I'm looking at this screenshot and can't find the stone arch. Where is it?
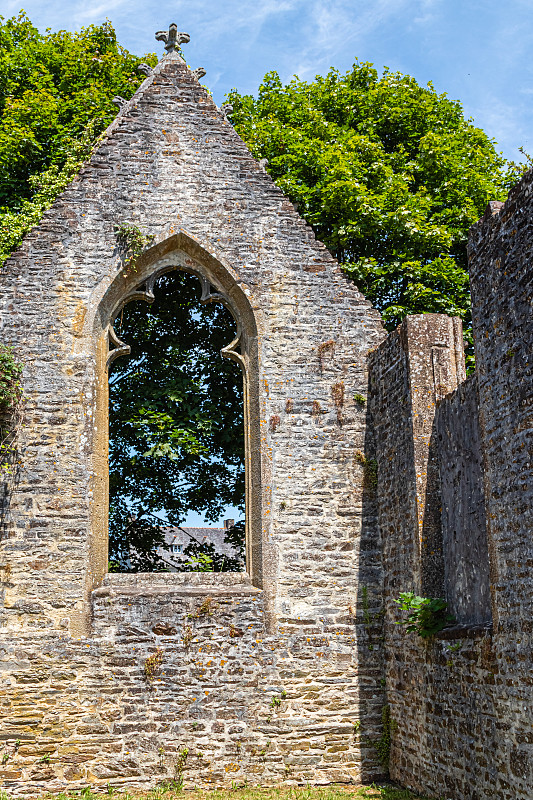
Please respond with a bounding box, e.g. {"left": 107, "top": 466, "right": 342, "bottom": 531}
{"left": 84, "top": 231, "right": 264, "bottom": 595}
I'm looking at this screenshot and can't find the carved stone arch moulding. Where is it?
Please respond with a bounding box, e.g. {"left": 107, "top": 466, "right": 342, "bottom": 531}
{"left": 86, "top": 232, "right": 264, "bottom": 598}
{"left": 105, "top": 268, "right": 245, "bottom": 372}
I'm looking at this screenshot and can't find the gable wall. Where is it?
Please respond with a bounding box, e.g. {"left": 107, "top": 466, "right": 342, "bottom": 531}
{"left": 0, "top": 51, "right": 387, "bottom": 791}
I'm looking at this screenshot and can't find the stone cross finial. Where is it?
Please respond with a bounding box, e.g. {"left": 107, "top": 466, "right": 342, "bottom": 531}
{"left": 155, "top": 23, "right": 190, "bottom": 53}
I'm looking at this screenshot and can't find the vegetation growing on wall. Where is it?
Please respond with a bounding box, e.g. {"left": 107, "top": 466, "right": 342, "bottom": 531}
{"left": 114, "top": 222, "right": 154, "bottom": 273}
{"left": 393, "top": 592, "right": 455, "bottom": 638}
{"left": 0, "top": 345, "right": 23, "bottom": 476}
{"left": 0, "top": 12, "right": 157, "bottom": 266}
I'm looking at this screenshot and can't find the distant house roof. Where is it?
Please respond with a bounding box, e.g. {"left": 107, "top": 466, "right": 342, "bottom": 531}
{"left": 156, "top": 521, "right": 239, "bottom": 568}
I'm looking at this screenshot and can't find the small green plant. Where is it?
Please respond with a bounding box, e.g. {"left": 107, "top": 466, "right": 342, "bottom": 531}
{"left": 1, "top": 753, "right": 9, "bottom": 765}
{"left": 354, "top": 450, "right": 378, "bottom": 494}
{"left": 0, "top": 346, "right": 23, "bottom": 412}
{"left": 257, "top": 741, "right": 271, "bottom": 761}
{"left": 196, "top": 596, "right": 215, "bottom": 616}
{"left": 38, "top": 753, "right": 51, "bottom": 764}
{"left": 229, "top": 624, "right": 243, "bottom": 638}
{"left": 184, "top": 553, "right": 214, "bottom": 572}
{"left": 114, "top": 222, "right": 154, "bottom": 273}
{"left": 143, "top": 648, "right": 164, "bottom": 681}
{"left": 446, "top": 640, "right": 463, "bottom": 666}
{"left": 0, "top": 346, "right": 23, "bottom": 477}
{"left": 393, "top": 592, "right": 455, "bottom": 638}
{"left": 353, "top": 720, "right": 362, "bottom": 733}
{"left": 173, "top": 746, "right": 189, "bottom": 788}
{"left": 182, "top": 625, "right": 193, "bottom": 647}
{"left": 270, "top": 695, "right": 281, "bottom": 708}
{"left": 354, "top": 393, "right": 366, "bottom": 407}
{"left": 370, "top": 705, "right": 396, "bottom": 770}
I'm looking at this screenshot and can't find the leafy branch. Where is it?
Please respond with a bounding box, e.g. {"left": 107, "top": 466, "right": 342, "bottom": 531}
{"left": 393, "top": 591, "right": 455, "bottom": 638}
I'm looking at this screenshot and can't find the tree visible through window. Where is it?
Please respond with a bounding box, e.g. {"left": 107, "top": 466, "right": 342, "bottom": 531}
{"left": 108, "top": 271, "right": 245, "bottom": 572}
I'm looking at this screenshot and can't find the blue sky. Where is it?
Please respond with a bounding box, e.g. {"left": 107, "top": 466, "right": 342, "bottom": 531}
{"left": 4, "top": 0, "right": 533, "bottom": 161}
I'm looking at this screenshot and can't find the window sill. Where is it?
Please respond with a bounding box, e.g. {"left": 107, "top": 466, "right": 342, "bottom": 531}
{"left": 93, "top": 571, "right": 260, "bottom": 599}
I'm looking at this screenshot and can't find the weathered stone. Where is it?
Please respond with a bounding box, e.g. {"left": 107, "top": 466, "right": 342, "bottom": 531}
{"left": 0, "top": 27, "right": 531, "bottom": 800}
{"left": 369, "top": 173, "right": 533, "bottom": 800}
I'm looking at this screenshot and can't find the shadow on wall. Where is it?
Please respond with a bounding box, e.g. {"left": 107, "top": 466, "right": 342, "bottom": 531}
{"left": 356, "top": 375, "right": 389, "bottom": 782}
{"left": 430, "top": 373, "right": 491, "bottom": 626}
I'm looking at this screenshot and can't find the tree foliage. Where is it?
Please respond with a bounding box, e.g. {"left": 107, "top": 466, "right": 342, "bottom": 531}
{"left": 0, "top": 12, "right": 156, "bottom": 265}
{"left": 227, "top": 65, "right": 522, "bottom": 339}
{"left": 109, "top": 271, "right": 244, "bottom": 571}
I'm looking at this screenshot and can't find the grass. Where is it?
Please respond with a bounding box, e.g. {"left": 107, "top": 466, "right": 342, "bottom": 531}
{"left": 14, "top": 783, "right": 434, "bottom": 800}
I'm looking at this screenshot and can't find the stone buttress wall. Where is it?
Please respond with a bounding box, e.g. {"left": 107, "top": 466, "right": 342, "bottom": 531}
{"left": 0, "top": 46, "right": 387, "bottom": 792}
{"left": 371, "top": 174, "right": 533, "bottom": 800}
{"left": 370, "top": 316, "right": 500, "bottom": 800}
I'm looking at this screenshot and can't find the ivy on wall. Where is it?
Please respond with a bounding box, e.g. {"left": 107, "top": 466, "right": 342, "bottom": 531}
{"left": 0, "top": 345, "right": 23, "bottom": 476}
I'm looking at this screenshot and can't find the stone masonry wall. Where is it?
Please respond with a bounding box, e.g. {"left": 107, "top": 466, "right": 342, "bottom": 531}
{"left": 435, "top": 375, "right": 490, "bottom": 625}
{"left": 0, "top": 573, "right": 385, "bottom": 793}
{"left": 370, "top": 318, "right": 501, "bottom": 800}
{"left": 370, "top": 177, "right": 533, "bottom": 800}
{"left": 0, "top": 42, "right": 387, "bottom": 792}
{"left": 467, "top": 183, "right": 533, "bottom": 792}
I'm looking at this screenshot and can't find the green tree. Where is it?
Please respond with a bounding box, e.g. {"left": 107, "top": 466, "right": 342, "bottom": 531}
{"left": 0, "top": 12, "right": 157, "bottom": 265}
{"left": 109, "top": 271, "right": 245, "bottom": 572}
{"left": 227, "top": 66, "right": 522, "bottom": 345}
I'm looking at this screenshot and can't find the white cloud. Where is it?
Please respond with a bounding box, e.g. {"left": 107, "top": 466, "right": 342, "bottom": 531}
{"left": 284, "top": 0, "right": 438, "bottom": 81}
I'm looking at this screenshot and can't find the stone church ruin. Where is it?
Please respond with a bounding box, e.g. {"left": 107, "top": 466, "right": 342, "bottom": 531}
{"left": 0, "top": 24, "right": 531, "bottom": 800}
